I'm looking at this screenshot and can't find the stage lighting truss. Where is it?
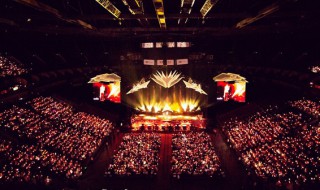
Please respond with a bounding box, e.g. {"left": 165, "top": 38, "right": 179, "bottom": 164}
{"left": 122, "top": 0, "right": 144, "bottom": 15}
{"left": 236, "top": 3, "right": 279, "bottom": 28}
{"left": 200, "top": 0, "right": 219, "bottom": 18}
{"left": 96, "top": 0, "right": 121, "bottom": 19}
{"left": 151, "top": 70, "right": 183, "bottom": 88}
{"left": 153, "top": 0, "right": 166, "bottom": 29}
{"left": 178, "top": 0, "right": 195, "bottom": 24}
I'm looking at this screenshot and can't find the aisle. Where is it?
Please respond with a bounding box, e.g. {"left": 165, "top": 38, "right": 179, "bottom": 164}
{"left": 156, "top": 134, "right": 172, "bottom": 190}
{"left": 211, "top": 130, "right": 251, "bottom": 189}
{"left": 78, "top": 132, "right": 123, "bottom": 190}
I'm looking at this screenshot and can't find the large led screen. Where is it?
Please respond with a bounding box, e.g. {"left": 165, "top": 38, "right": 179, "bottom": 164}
{"left": 93, "top": 82, "right": 121, "bottom": 103}
{"left": 217, "top": 81, "right": 246, "bottom": 102}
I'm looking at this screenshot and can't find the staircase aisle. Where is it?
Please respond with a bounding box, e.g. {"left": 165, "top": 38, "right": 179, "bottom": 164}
{"left": 156, "top": 133, "right": 172, "bottom": 190}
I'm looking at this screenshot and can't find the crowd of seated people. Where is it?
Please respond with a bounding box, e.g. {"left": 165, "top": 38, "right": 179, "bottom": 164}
{"left": 36, "top": 127, "right": 102, "bottom": 162}
{"left": 0, "top": 106, "right": 54, "bottom": 139}
{"left": 27, "top": 97, "right": 115, "bottom": 161}
{"left": 28, "top": 97, "right": 114, "bottom": 138}
{"left": 0, "top": 56, "right": 28, "bottom": 78}
{"left": 222, "top": 104, "right": 320, "bottom": 185}
{"left": 171, "top": 132, "right": 222, "bottom": 178}
{"left": 0, "top": 96, "right": 116, "bottom": 184}
{"left": 241, "top": 125, "right": 320, "bottom": 185}
{"left": 106, "top": 133, "right": 160, "bottom": 176}
{"left": 0, "top": 105, "right": 106, "bottom": 163}
{"left": 0, "top": 139, "right": 82, "bottom": 184}
{"left": 28, "top": 97, "right": 74, "bottom": 122}
{"left": 289, "top": 99, "right": 320, "bottom": 118}
{"left": 223, "top": 110, "right": 306, "bottom": 152}
{"left": 67, "top": 112, "right": 113, "bottom": 139}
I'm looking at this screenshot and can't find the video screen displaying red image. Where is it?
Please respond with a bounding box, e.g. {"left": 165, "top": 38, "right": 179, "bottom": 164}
{"left": 217, "top": 81, "right": 246, "bottom": 102}
{"left": 93, "top": 82, "right": 121, "bottom": 103}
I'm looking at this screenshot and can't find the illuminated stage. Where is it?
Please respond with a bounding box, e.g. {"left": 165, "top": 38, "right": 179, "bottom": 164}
{"left": 90, "top": 71, "right": 248, "bottom": 131}
{"left": 124, "top": 70, "right": 208, "bottom": 131}
{"left": 131, "top": 112, "right": 206, "bottom": 131}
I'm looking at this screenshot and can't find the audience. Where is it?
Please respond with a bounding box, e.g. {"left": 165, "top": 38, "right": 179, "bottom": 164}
{"left": 0, "top": 140, "right": 82, "bottom": 184}
{"left": 171, "top": 132, "right": 221, "bottom": 178}
{"left": 241, "top": 126, "right": 320, "bottom": 184}
{"left": 0, "top": 96, "right": 116, "bottom": 184}
{"left": 28, "top": 97, "right": 73, "bottom": 122}
{"left": 223, "top": 104, "right": 320, "bottom": 185}
{"left": 223, "top": 110, "right": 306, "bottom": 152}
{"left": 0, "top": 56, "right": 28, "bottom": 78}
{"left": 289, "top": 99, "right": 320, "bottom": 118}
{"left": 107, "top": 133, "right": 160, "bottom": 176}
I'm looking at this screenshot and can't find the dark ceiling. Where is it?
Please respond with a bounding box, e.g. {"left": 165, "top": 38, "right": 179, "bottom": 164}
{"left": 0, "top": 0, "right": 319, "bottom": 39}
{"left": 0, "top": 0, "right": 319, "bottom": 76}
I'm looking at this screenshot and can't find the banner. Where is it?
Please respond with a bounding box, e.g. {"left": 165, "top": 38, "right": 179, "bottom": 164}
{"left": 144, "top": 59, "right": 155, "bottom": 65}
{"left": 176, "top": 59, "right": 188, "bottom": 65}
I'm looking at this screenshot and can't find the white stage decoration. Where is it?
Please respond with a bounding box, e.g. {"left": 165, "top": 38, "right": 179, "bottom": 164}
{"left": 126, "top": 78, "right": 150, "bottom": 94}
{"left": 213, "top": 73, "right": 248, "bottom": 82}
{"left": 183, "top": 78, "right": 207, "bottom": 95}
{"left": 151, "top": 70, "right": 183, "bottom": 88}
{"left": 88, "top": 73, "right": 121, "bottom": 83}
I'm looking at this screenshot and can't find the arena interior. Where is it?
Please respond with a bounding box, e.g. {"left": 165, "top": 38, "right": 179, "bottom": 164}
{"left": 0, "top": 0, "right": 319, "bottom": 189}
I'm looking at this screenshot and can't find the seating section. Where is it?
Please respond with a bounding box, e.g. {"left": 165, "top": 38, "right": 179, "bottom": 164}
{"left": 106, "top": 133, "right": 160, "bottom": 176}
{"left": 171, "top": 132, "right": 222, "bottom": 178}
{"left": 0, "top": 56, "right": 28, "bottom": 78}
{"left": 289, "top": 99, "right": 320, "bottom": 118}
{"left": 241, "top": 125, "right": 320, "bottom": 184}
{"left": 0, "top": 96, "right": 115, "bottom": 184}
{"left": 0, "top": 140, "right": 82, "bottom": 183}
{"left": 222, "top": 103, "right": 320, "bottom": 185}
{"left": 223, "top": 110, "right": 306, "bottom": 152}
{"left": 28, "top": 97, "right": 73, "bottom": 122}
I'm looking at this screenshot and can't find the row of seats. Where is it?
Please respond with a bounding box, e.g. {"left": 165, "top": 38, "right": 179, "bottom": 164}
{"left": 171, "top": 132, "right": 222, "bottom": 178}
{"left": 0, "top": 56, "right": 28, "bottom": 78}
{"left": 106, "top": 133, "right": 160, "bottom": 176}
{"left": 289, "top": 99, "right": 320, "bottom": 119}
{"left": 222, "top": 102, "right": 319, "bottom": 185}
{"left": 0, "top": 96, "right": 115, "bottom": 184}
{"left": 241, "top": 126, "right": 320, "bottom": 185}
{"left": 223, "top": 110, "right": 306, "bottom": 152}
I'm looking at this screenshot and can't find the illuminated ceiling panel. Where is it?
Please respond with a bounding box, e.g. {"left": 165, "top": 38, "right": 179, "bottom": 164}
{"left": 96, "top": 0, "right": 121, "bottom": 19}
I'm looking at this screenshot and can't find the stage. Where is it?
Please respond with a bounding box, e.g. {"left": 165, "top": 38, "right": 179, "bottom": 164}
{"left": 131, "top": 111, "right": 206, "bottom": 131}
